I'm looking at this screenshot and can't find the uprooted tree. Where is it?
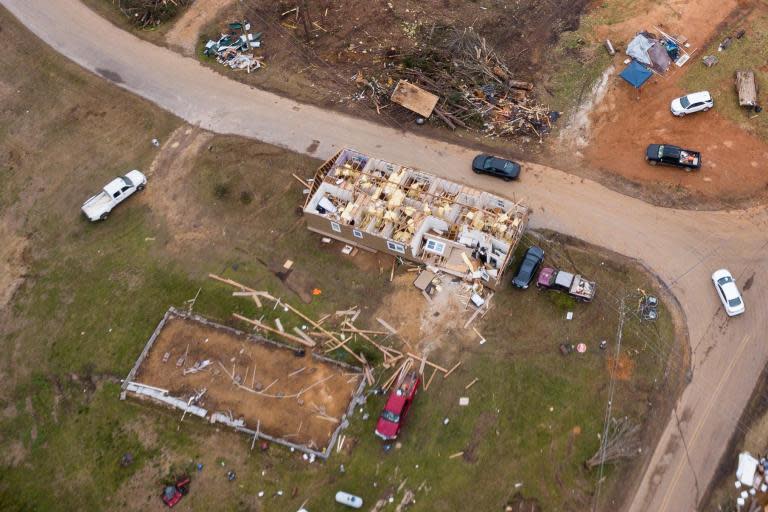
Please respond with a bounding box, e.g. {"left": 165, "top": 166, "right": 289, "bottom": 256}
{"left": 587, "top": 416, "right": 642, "bottom": 469}
{"left": 114, "top": 0, "right": 191, "bottom": 28}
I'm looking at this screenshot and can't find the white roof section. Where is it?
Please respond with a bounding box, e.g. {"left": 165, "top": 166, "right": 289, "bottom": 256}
{"left": 737, "top": 452, "right": 758, "bottom": 486}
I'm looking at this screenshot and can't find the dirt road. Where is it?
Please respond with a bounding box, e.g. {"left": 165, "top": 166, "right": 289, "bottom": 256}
{"left": 3, "top": 1, "right": 768, "bottom": 510}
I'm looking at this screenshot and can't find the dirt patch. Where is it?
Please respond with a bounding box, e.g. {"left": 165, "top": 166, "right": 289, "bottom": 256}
{"left": 2, "top": 439, "right": 27, "bottom": 467}
{"left": 575, "top": 0, "right": 768, "bottom": 207}
{"left": 166, "top": 0, "right": 237, "bottom": 55}
{"left": 0, "top": 222, "right": 28, "bottom": 310}
{"left": 131, "top": 312, "right": 363, "bottom": 450}
{"left": 372, "top": 273, "right": 477, "bottom": 364}
{"left": 144, "top": 125, "right": 216, "bottom": 251}
{"left": 607, "top": 353, "right": 635, "bottom": 381}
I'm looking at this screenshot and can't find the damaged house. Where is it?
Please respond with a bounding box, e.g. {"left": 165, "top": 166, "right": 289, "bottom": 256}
{"left": 303, "top": 149, "right": 529, "bottom": 290}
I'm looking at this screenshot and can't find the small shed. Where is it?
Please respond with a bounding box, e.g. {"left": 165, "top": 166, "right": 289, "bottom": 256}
{"left": 736, "top": 70, "right": 758, "bottom": 108}
{"left": 391, "top": 80, "right": 439, "bottom": 118}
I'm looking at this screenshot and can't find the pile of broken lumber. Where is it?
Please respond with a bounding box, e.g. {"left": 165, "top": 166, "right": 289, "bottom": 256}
{"left": 208, "top": 273, "right": 460, "bottom": 393}
{"left": 355, "top": 24, "right": 556, "bottom": 139}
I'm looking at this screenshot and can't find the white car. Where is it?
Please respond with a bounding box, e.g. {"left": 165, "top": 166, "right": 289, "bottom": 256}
{"left": 81, "top": 170, "right": 147, "bottom": 221}
{"left": 711, "top": 269, "right": 745, "bottom": 316}
{"left": 671, "top": 91, "right": 714, "bottom": 117}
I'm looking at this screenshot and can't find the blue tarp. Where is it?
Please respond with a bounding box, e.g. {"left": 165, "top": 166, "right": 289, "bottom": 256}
{"left": 619, "top": 60, "right": 653, "bottom": 89}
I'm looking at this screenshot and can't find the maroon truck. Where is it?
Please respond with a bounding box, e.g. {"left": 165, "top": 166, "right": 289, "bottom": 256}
{"left": 536, "top": 267, "right": 596, "bottom": 302}
{"left": 162, "top": 476, "right": 190, "bottom": 508}
{"left": 375, "top": 370, "right": 420, "bottom": 441}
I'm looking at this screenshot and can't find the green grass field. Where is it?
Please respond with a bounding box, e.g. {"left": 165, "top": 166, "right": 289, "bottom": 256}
{"left": 682, "top": 13, "right": 768, "bottom": 141}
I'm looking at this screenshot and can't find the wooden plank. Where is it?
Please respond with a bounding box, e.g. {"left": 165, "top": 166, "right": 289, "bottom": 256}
{"left": 377, "top": 318, "right": 398, "bottom": 335}
{"left": 390, "top": 80, "right": 439, "bottom": 118}
{"left": 463, "top": 307, "right": 483, "bottom": 329}
{"left": 423, "top": 368, "right": 438, "bottom": 390}
{"left": 291, "top": 173, "right": 310, "bottom": 188}
{"left": 460, "top": 252, "right": 475, "bottom": 273}
{"left": 465, "top": 377, "right": 479, "bottom": 390}
{"left": 211, "top": 274, "right": 344, "bottom": 346}
{"left": 449, "top": 451, "right": 465, "bottom": 459}
{"left": 343, "top": 322, "right": 402, "bottom": 360}
{"left": 325, "top": 335, "right": 366, "bottom": 364}
{"left": 232, "top": 313, "right": 315, "bottom": 347}
{"left": 340, "top": 327, "right": 389, "bottom": 335}
{"left": 407, "top": 352, "right": 448, "bottom": 373}
{"left": 288, "top": 366, "right": 306, "bottom": 377}
{"left": 443, "top": 361, "right": 462, "bottom": 379}
{"left": 292, "top": 327, "right": 316, "bottom": 346}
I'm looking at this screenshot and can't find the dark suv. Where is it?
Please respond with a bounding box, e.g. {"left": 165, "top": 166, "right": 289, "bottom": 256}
{"left": 512, "top": 246, "right": 545, "bottom": 289}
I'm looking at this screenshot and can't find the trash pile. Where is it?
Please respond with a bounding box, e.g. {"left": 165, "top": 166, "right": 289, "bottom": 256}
{"left": 731, "top": 451, "right": 768, "bottom": 509}
{"left": 204, "top": 20, "right": 264, "bottom": 73}
{"left": 354, "top": 25, "right": 557, "bottom": 140}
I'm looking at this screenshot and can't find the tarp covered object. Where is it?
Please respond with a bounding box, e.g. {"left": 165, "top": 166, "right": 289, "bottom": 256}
{"left": 648, "top": 44, "right": 673, "bottom": 73}
{"left": 736, "top": 452, "right": 759, "bottom": 487}
{"left": 620, "top": 61, "right": 653, "bottom": 89}
{"left": 626, "top": 34, "right": 654, "bottom": 66}
{"left": 627, "top": 33, "right": 673, "bottom": 73}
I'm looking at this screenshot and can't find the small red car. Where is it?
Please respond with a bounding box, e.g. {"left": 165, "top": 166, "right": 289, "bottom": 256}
{"left": 375, "top": 370, "right": 421, "bottom": 441}
{"left": 162, "top": 475, "right": 190, "bottom": 508}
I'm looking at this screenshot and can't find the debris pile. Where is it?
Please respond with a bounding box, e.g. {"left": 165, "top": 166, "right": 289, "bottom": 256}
{"left": 355, "top": 25, "right": 557, "bottom": 140}
{"left": 303, "top": 149, "right": 529, "bottom": 292}
{"left": 729, "top": 451, "right": 768, "bottom": 509}
{"left": 204, "top": 20, "right": 264, "bottom": 73}
{"left": 117, "top": 0, "right": 191, "bottom": 28}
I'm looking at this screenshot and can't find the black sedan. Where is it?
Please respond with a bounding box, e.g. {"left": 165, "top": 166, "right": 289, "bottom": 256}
{"left": 471, "top": 154, "right": 521, "bottom": 181}
{"left": 512, "top": 246, "right": 545, "bottom": 289}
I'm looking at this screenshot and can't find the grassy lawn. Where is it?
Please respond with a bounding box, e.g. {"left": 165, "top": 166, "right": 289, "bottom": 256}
{"left": 0, "top": 6, "right": 682, "bottom": 512}
{"left": 681, "top": 12, "right": 768, "bottom": 141}
{"left": 544, "top": 0, "right": 657, "bottom": 113}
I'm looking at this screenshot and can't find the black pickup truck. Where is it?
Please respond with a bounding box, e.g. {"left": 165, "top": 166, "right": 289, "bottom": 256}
{"left": 646, "top": 144, "right": 701, "bottom": 171}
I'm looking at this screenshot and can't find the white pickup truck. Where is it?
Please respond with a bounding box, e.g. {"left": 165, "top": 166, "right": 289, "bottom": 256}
{"left": 81, "top": 170, "right": 147, "bottom": 221}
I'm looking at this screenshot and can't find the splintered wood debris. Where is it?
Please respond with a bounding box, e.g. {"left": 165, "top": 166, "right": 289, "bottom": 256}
{"left": 208, "top": 274, "right": 461, "bottom": 396}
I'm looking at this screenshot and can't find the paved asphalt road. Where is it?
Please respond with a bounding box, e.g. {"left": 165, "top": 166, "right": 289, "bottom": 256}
{"left": 4, "top": 1, "right": 768, "bottom": 510}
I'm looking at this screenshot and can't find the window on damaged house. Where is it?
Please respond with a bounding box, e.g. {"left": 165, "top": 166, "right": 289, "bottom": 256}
{"left": 331, "top": 221, "right": 341, "bottom": 233}
{"left": 387, "top": 241, "right": 405, "bottom": 254}
{"left": 353, "top": 229, "right": 363, "bottom": 239}
{"left": 424, "top": 239, "right": 446, "bottom": 255}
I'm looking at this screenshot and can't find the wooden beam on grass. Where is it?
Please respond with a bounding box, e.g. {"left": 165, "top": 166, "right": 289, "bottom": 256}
{"left": 233, "top": 313, "right": 315, "bottom": 347}
{"left": 407, "top": 352, "right": 448, "bottom": 373}
{"left": 443, "top": 361, "right": 462, "bottom": 379}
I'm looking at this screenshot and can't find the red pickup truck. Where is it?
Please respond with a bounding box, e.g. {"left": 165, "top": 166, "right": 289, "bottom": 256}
{"left": 375, "top": 370, "right": 420, "bottom": 441}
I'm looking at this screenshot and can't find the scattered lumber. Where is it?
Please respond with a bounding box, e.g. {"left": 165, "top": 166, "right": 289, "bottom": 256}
{"left": 354, "top": 24, "right": 556, "bottom": 140}
{"left": 443, "top": 361, "right": 462, "bottom": 379}
{"left": 465, "top": 377, "right": 479, "bottom": 390}
{"left": 407, "top": 352, "right": 448, "bottom": 373}
{"left": 233, "top": 313, "right": 315, "bottom": 347}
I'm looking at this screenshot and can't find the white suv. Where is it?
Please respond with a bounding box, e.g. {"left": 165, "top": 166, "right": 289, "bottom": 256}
{"left": 671, "top": 91, "right": 714, "bottom": 117}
